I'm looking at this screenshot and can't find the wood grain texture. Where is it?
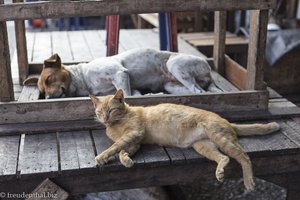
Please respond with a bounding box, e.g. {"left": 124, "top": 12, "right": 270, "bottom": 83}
{"left": 19, "top": 133, "right": 58, "bottom": 177}
{"left": 14, "top": 8, "right": 29, "bottom": 84}
{"left": 225, "top": 55, "right": 247, "bottom": 90}
{"left": 51, "top": 31, "right": 73, "bottom": 61}
{"left": 0, "top": 0, "right": 276, "bottom": 21}
{"left": 246, "top": 10, "right": 269, "bottom": 90}
{"left": 0, "top": 120, "right": 102, "bottom": 136}
{"left": 0, "top": 135, "right": 20, "bottom": 177}
{"left": 0, "top": 3, "right": 14, "bottom": 101}
{"left": 31, "top": 32, "right": 52, "bottom": 63}
{"left": 213, "top": 11, "right": 227, "bottom": 76}
{"left": 28, "top": 178, "right": 69, "bottom": 200}
{"left": 210, "top": 71, "right": 239, "bottom": 92}
{"left": 0, "top": 91, "right": 269, "bottom": 124}
{"left": 18, "top": 86, "right": 40, "bottom": 102}
{"left": 59, "top": 131, "right": 97, "bottom": 174}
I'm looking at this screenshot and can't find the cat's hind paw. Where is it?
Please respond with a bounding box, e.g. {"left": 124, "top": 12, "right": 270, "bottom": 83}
{"left": 216, "top": 168, "right": 225, "bottom": 182}
{"left": 244, "top": 176, "right": 255, "bottom": 191}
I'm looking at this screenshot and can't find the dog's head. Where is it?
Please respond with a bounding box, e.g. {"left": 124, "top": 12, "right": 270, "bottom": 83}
{"left": 23, "top": 54, "right": 71, "bottom": 99}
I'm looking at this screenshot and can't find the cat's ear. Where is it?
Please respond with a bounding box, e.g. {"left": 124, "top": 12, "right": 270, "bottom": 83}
{"left": 89, "top": 95, "right": 101, "bottom": 108}
{"left": 113, "top": 89, "right": 124, "bottom": 104}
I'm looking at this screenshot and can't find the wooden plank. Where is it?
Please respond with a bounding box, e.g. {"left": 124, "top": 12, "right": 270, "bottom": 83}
{"left": 31, "top": 32, "right": 52, "bottom": 63}
{"left": 82, "top": 30, "right": 106, "bottom": 59}
{"left": 0, "top": 135, "right": 20, "bottom": 177}
{"left": 0, "top": 2, "right": 14, "bottom": 101}
{"left": 59, "top": 131, "right": 97, "bottom": 174}
{"left": 0, "top": 90, "right": 269, "bottom": 124}
{"left": 19, "top": 133, "right": 58, "bottom": 177}
{"left": 28, "top": 178, "right": 69, "bottom": 200}
{"left": 67, "top": 31, "right": 93, "bottom": 62}
{"left": 0, "top": 0, "right": 277, "bottom": 21}
{"left": 14, "top": 0, "right": 29, "bottom": 84}
{"left": 92, "top": 129, "right": 124, "bottom": 170}
{"left": 225, "top": 55, "right": 247, "bottom": 90}
{"left": 119, "top": 29, "right": 145, "bottom": 50}
{"left": 164, "top": 147, "right": 186, "bottom": 165}
{"left": 18, "top": 86, "right": 40, "bottom": 102}
{"left": 281, "top": 120, "right": 300, "bottom": 147}
{"left": 26, "top": 31, "right": 35, "bottom": 63}
{"left": 140, "top": 144, "right": 170, "bottom": 167}
{"left": 238, "top": 121, "right": 299, "bottom": 156}
{"left": 213, "top": 11, "right": 227, "bottom": 76}
{"left": 267, "top": 86, "right": 282, "bottom": 99}
{"left": 51, "top": 31, "right": 73, "bottom": 62}
{"left": 0, "top": 120, "right": 102, "bottom": 136}
{"left": 181, "top": 148, "right": 205, "bottom": 164}
{"left": 246, "top": 10, "right": 269, "bottom": 90}
{"left": 210, "top": 71, "right": 239, "bottom": 92}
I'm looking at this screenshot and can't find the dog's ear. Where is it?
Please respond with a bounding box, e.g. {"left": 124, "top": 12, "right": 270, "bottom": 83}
{"left": 89, "top": 95, "right": 101, "bottom": 108}
{"left": 113, "top": 89, "right": 124, "bottom": 104}
{"left": 44, "top": 53, "right": 62, "bottom": 68}
{"left": 23, "top": 77, "right": 39, "bottom": 86}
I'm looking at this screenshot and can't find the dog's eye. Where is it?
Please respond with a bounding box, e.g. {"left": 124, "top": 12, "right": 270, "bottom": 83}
{"left": 61, "top": 87, "right": 66, "bottom": 93}
{"left": 45, "top": 75, "right": 53, "bottom": 85}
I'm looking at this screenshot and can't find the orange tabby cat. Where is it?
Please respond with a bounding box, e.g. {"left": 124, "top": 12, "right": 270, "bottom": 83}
{"left": 90, "top": 90, "right": 280, "bottom": 190}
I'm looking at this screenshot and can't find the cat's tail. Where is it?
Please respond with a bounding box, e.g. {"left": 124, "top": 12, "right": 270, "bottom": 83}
{"left": 231, "top": 122, "right": 280, "bottom": 136}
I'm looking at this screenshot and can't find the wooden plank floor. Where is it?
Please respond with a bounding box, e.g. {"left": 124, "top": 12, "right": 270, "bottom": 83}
{"left": 0, "top": 118, "right": 300, "bottom": 195}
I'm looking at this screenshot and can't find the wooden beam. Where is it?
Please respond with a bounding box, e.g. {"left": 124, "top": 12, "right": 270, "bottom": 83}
{"left": 213, "top": 11, "right": 227, "bottom": 76}
{"left": 0, "top": 0, "right": 276, "bottom": 21}
{"left": 14, "top": 0, "right": 29, "bottom": 85}
{"left": 225, "top": 55, "right": 247, "bottom": 90}
{"left": 106, "top": 15, "right": 120, "bottom": 56}
{"left": 246, "top": 10, "right": 269, "bottom": 90}
{"left": 0, "top": 91, "right": 268, "bottom": 125}
{"left": 0, "top": 0, "right": 14, "bottom": 102}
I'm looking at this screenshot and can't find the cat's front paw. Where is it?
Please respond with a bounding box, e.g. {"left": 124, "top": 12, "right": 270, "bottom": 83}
{"left": 95, "top": 154, "right": 109, "bottom": 166}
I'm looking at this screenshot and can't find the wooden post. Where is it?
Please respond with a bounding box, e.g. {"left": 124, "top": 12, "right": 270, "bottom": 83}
{"left": 246, "top": 10, "right": 268, "bottom": 90}
{"left": 106, "top": 15, "right": 120, "bottom": 56}
{"left": 213, "top": 11, "right": 227, "bottom": 76}
{"left": 14, "top": 0, "right": 29, "bottom": 85}
{"left": 0, "top": 0, "right": 14, "bottom": 102}
{"left": 167, "top": 12, "right": 178, "bottom": 52}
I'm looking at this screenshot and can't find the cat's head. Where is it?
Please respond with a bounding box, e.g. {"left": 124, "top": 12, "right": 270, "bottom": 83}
{"left": 90, "top": 89, "right": 126, "bottom": 125}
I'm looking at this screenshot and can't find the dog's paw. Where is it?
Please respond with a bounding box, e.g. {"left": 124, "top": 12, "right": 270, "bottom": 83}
{"left": 95, "top": 154, "right": 109, "bottom": 166}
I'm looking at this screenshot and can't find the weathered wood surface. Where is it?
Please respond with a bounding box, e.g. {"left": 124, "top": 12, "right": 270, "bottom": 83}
{"left": 59, "top": 131, "right": 97, "bottom": 174}
{"left": 28, "top": 178, "right": 69, "bottom": 200}
{"left": 18, "top": 86, "right": 40, "bottom": 102}
{"left": 213, "top": 11, "right": 227, "bottom": 76}
{"left": 19, "top": 133, "right": 58, "bottom": 177}
{"left": 0, "top": 120, "right": 101, "bottom": 136}
{"left": 0, "top": 0, "right": 14, "bottom": 102}
{"left": 246, "top": 10, "right": 269, "bottom": 90}
{"left": 224, "top": 55, "right": 247, "bottom": 90}
{"left": 0, "top": 135, "right": 20, "bottom": 177}
{"left": 14, "top": 0, "right": 29, "bottom": 85}
{"left": 0, "top": 0, "right": 276, "bottom": 21}
{"left": 0, "top": 119, "right": 299, "bottom": 196}
{"left": 0, "top": 90, "right": 269, "bottom": 125}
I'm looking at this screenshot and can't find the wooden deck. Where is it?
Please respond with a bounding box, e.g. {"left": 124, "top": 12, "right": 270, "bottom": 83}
{"left": 0, "top": 118, "right": 300, "bottom": 195}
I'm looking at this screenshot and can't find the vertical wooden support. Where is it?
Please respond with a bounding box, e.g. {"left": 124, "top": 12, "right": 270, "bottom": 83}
{"left": 167, "top": 12, "right": 178, "bottom": 52}
{"left": 213, "top": 11, "right": 227, "bottom": 76}
{"left": 106, "top": 15, "right": 120, "bottom": 56}
{"left": 246, "top": 10, "right": 268, "bottom": 90}
{"left": 0, "top": 0, "right": 14, "bottom": 102}
{"left": 14, "top": 0, "right": 28, "bottom": 85}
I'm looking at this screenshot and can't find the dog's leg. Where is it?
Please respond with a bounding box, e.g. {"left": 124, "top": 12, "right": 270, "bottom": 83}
{"left": 166, "top": 56, "right": 206, "bottom": 93}
{"left": 112, "top": 71, "right": 132, "bottom": 96}
{"left": 164, "top": 82, "right": 191, "bottom": 94}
